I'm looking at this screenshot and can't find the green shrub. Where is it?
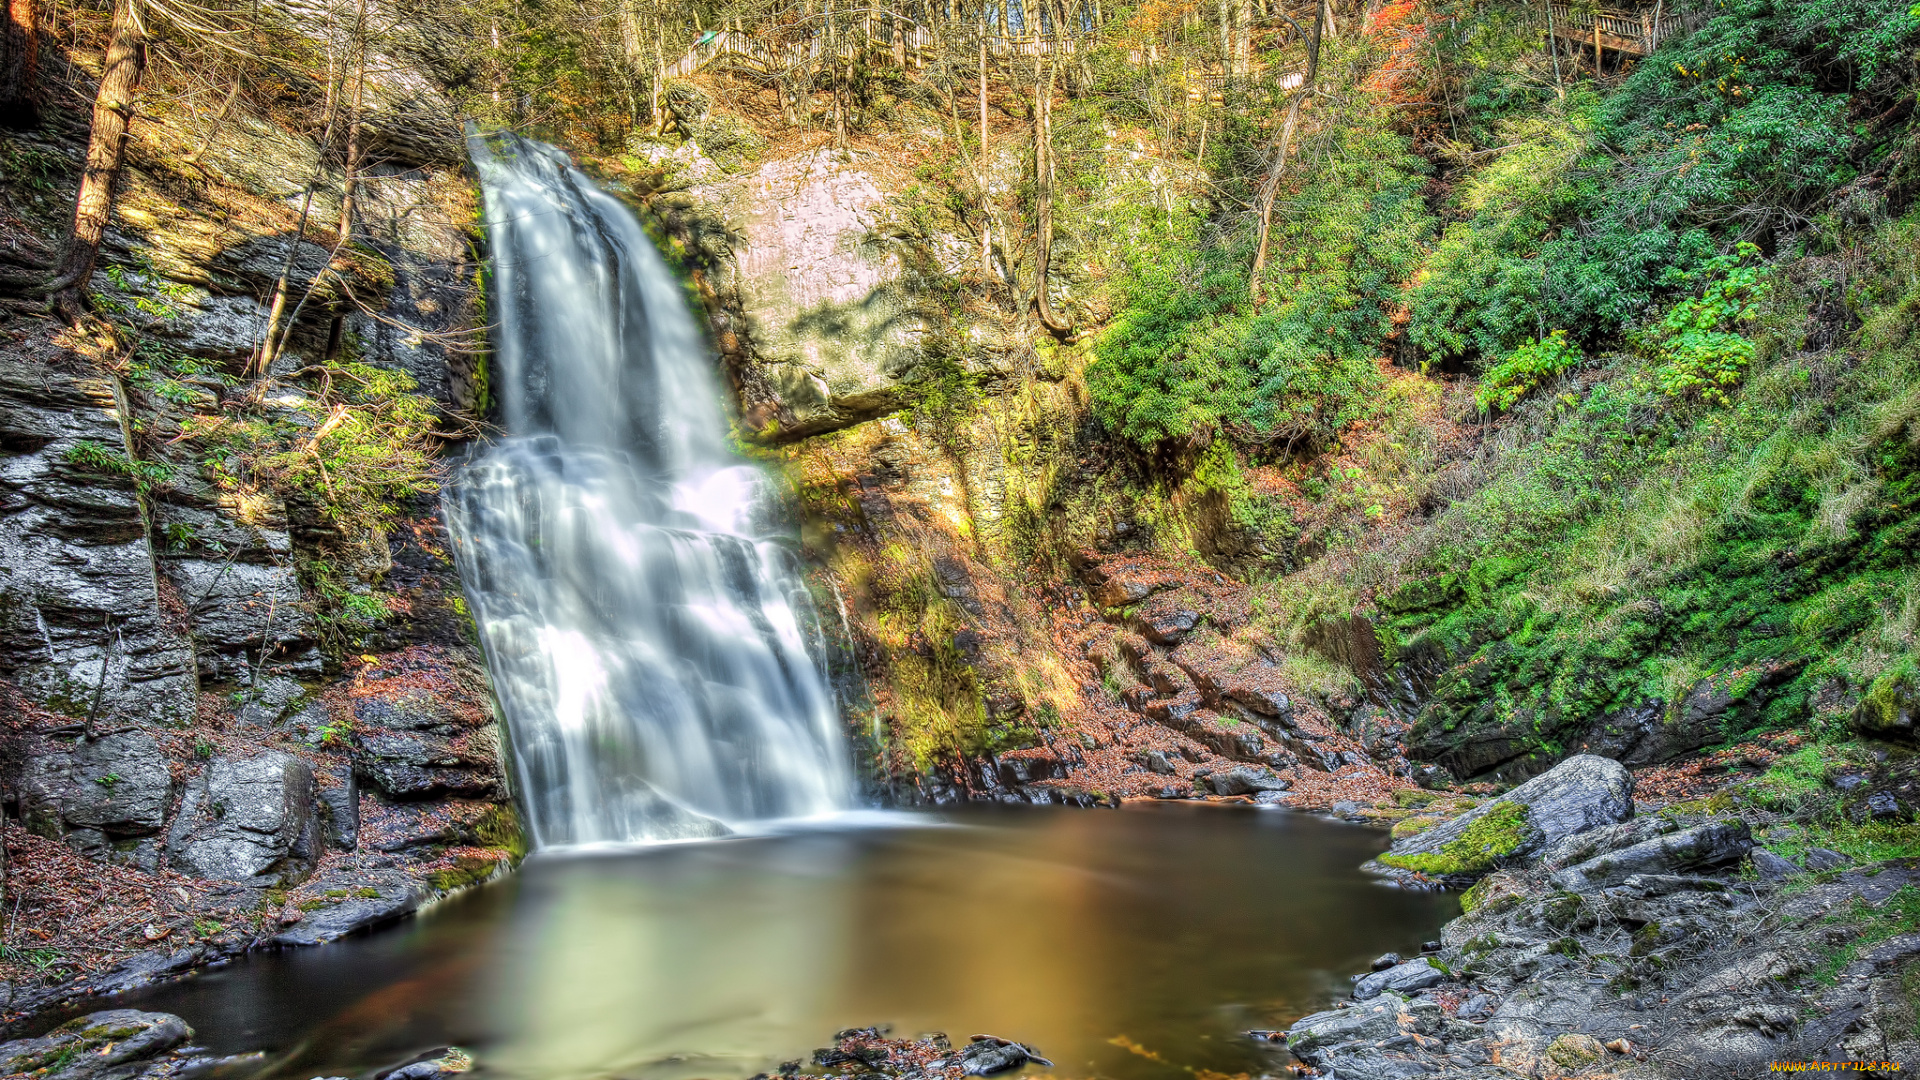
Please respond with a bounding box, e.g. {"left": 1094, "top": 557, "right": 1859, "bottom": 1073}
{"left": 1088, "top": 65, "right": 1429, "bottom": 451}
{"left": 1640, "top": 244, "right": 1770, "bottom": 406}
{"left": 1476, "top": 330, "right": 1583, "bottom": 412}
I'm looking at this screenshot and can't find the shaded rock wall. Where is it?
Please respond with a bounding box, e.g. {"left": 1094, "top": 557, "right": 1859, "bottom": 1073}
{"left": 0, "top": 15, "right": 515, "bottom": 930}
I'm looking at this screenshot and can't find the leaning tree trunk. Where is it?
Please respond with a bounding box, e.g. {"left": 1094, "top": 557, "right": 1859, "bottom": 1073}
{"left": 1032, "top": 53, "right": 1070, "bottom": 335}
{"left": 47, "top": 0, "right": 145, "bottom": 322}
{"left": 1250, "top": 3, "right": 1321, "bottom": 306}
{"left": 0, "top": 0, "right": 39, "bottom": 127}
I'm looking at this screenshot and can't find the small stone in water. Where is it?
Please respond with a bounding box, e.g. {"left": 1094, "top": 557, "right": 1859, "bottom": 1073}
{"left": 1369, "top": 953, "right": 1400, "bottom": 971}
{"left": 956, "top": 1036, "right": 1052, "bottom": 1075}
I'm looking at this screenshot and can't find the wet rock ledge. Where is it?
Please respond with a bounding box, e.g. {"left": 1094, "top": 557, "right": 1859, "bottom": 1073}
{"left": 1274, "top": 755, "right": 1920, "bottom": 1078}
{"left": 0, "top": 1007, "right": 477, "bottom": 1079}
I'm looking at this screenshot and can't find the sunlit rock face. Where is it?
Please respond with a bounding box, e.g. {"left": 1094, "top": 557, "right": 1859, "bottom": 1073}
{"left": 690, "top": 151, "right": 931, "bottom": 438}
{"left": 448, "top": 132, "right": 852, "bottom": 847}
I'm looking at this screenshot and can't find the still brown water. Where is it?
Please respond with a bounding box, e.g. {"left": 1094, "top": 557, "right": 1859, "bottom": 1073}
{"left": 121, "top": 803, "right": 1457, "bottom": 1079}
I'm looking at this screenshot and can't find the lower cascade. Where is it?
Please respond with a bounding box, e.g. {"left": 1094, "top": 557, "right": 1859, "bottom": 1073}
{"left": 444, "top": 131, "right": 852, "bottom": 846}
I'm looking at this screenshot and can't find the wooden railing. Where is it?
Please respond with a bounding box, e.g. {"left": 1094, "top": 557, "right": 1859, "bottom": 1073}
{"left": 1547, "top": 3, "right": 1670, "bottom": 57}
{"left": 663, "top": 23, "right": 1086, "bottom": 82}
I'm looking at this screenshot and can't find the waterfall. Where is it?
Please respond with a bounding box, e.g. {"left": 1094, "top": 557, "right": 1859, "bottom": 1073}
{"left": 445, "top": 131, "right": 852, "bottom": 847}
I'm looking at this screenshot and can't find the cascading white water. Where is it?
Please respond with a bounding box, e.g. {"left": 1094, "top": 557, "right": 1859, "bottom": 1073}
{"left": 445, "top": 131, "right": 852, "bottom": 847}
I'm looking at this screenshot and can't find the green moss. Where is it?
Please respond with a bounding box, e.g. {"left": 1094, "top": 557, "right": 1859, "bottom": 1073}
{"left": 1377, "top": 800, "right": 1531, "bottom": 877}
{"left": 428, "top": 855, "right": 502, "bottom": 894}
{"left": 1458, "top": 878, "right": 1496, "bottom": 914}
{"left": 475, "top": 804, "right": 528, "bottom": 862}
{"left": 1809, "top": 886, "right": 1920, "bottom": 986}
{"left": 1857, "top": 659, "right": 1919, "bottom": 738}
{"left": 1390, "top": 815, "right": 1441, "bottom": 840}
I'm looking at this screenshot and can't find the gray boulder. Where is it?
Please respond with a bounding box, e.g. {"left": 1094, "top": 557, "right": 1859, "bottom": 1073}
{"left": 167, "top": 752, "right": 320, "bottom": 885}
{"left": 273, "top": 871, "right": 426, "bottom": 946}
{"left": 1207, "top": 765, "right": 1290, "bottom": 796}
{"left": 1535, "top": 814, "right": 1680, "bottom": 871}
{"left": 1353, "top": 956, "right": 1449, "bottom": 1000}
{"left": 18, "top": 729, "right": 174, "bottom": 866}
{"left": 0, "top": 1009, "right": 190, "bottom": 1078}
{"left": 1550, "top": 820, "right": 1753, "bottom": 891}
{"left": 1135, "top": 750, "right": 1177, "bottom": 775}
{"left": 1287, "top": 992, "right": 1450, "bottom": 1077}
{"left": 352, "top": 689, "right": 505, "bottom": 801}
{"left": 1372, "top": 754, "right": 1634, "bottom": 882}
{"left": 1804, "top": 847, "right": 1853, "bottom": 872}
{"left": 1751, "top": 849, "right": 1801, "bottom": 881}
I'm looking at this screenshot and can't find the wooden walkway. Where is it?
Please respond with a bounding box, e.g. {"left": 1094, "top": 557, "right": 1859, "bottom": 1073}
{"left": 663, "top": 24, "right": 1084, "bottom": 82}
{"left": 1547, "top": 3, "right": 1671, "bottom": 58}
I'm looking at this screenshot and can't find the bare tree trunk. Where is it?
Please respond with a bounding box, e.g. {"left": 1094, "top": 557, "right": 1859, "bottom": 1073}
{"left": 618, "top": 0, "right": 643, "bottom": 124}
{"left": 651, "top": 25, "right": 665, "bottom": 133}
{"left": 47, "top": 0, "right": 144, "bottom": 322}
{"left": 0, "top": 0, "right": 39, "bottom": 127}
{"left": 1250, "top": 5, "right": 1320, "bottom": 305}
{"left": 1032, "top": 54, "right": 1069, "bottom": 334}
{"left": 978, "top": 29, "right": 990, "bottom": 276}
{"left": 1232, "top": 0, "right": 1250, "bottom": 77}
{"left": 1216, "top": 0, "right": 1231, "bottom": 74}
{"left": 325, "top": 0, "right": 367, "bottom": 363}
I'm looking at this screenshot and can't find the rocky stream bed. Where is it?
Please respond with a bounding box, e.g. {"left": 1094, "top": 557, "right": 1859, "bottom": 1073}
{"left": 5, "top": 751, "right": 1914, "bottom": 1079}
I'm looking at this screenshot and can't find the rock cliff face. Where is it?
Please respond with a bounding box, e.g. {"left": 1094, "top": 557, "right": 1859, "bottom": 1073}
{"left": 690, "top": 150, "right": 930, "bottom": 438}
{"left": 0, "top": 16, "right": 515, "bottom": 998}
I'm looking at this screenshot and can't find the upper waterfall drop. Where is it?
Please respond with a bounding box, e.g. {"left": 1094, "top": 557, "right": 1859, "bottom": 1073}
{"left": 445, "top": 131, "right": 853, "bottom": 847}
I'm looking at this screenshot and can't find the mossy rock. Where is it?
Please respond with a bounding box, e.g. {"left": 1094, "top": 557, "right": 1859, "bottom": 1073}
{"left": 1546, "top": 1033, "right": 1606, "bottom": 1069}
{"left": 1854, "top": 662, "right": 1919, "bottom": 743}
{"left": 1377, "top": 801, "right": 1530, "bottom": 877}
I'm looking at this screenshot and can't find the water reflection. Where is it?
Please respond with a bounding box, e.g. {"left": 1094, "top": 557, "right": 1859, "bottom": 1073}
{"left": 120, "top": 805, "right": 1456, "bottom": 1079}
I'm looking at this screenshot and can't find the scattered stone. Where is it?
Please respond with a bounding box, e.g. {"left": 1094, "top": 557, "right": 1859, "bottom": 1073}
{"left": 1546, "top": 1033, "right": 1606, "bottom": 1069}
{"left": 1286, "top": 992, "right": 1445, "bottom": 1070}
{"left": 1370, "top": 952, "right": 1402, "bottom": 971}
{"left": 1455, "top": 993, "right": 1496, "bottom": 1021}
{"left": 1605, "top": 1038, "right": 1634, "bottom": 1054}
{"left": 376, "top": 1046, "right": 476, "bottom": 1079}
{"left": 1751, "top": 849, "right": 1801, "bottom": 881}
{"left": 1866, "top": 790, "right": 1907, "bottom": 820}
{"left": 953, "top": 1036, "right": 1051, "bottom": 1076}
{"left": 1136, "top": 750, "right": 1177, "bottom": 775}
{"left": 1549, "top": 819, "right": 1752, "bottom": 891}
{"left": 1134, "top": 603, "right": 1201, "bottom": 646}
{"left": 1207, "top": 765, "right": 1289, "bottom": 796}
{"left": 1352, "top": 957, "right": 1448, "bottom": 1001}
{"left": 1804, "top": 847, "right": 1853, "bottom": 872}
